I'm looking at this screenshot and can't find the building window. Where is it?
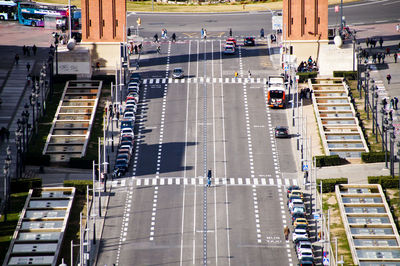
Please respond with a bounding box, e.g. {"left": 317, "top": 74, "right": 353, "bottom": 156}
{"left": 304, "top": 17, "right": 307, "bottom": 24}
{"left": 318, "top": 17, "right": 320, "bottom": 24}
{"left": 291, "top": 17, "right": 293, "bottom": 25}
{"left": 89, "top": 19, "right": 91, "bottom": 27}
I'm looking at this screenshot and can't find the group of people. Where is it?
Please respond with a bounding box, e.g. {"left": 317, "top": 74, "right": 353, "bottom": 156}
{"left": 128, "top": 42, "right": 143, "bottom": 55}
{"left": 365, "top": 37, "right": 384, "bottom": 48}
{"left": 297, "top": 56, "right": 318, "bottom": 73}
{"left": 22, "top": 45, "right": 37, "bottom": 57}
{"left": 382, "top": 96, "right": 398, "bottom": 111}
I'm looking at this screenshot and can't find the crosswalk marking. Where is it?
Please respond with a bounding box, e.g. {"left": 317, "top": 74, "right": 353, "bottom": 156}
{"left": 113, "top": 177, "right": 299, "bottom": 187}
{"left": 144, "top": 77, "right": 268, "bottom": 85}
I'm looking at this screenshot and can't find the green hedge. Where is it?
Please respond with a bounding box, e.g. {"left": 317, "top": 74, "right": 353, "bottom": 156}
{"left": 361, "top": 152, "right": 388, "bottom": 163}
{"left": 368, "top": 175, "right": 399, "bottom": 189}
{"left": 10, "top": 178, "right": 42, "bottom": 193}
{"left": 314, "top": 155, "right": 343, "bottom": 167}
{"left": 333, "top": 71, "right": 357, "bottom": 80}
{"left": 297, "top": 72, "right": 318, "bottom": 83}
{"left": 64, "top": 180, "right": 93, "bottom": 195}
{"left": 25, "top": 153, "right": 51, "bottom": 166}
{"left": 69, "top": 158, "right": 93, "bottom": 169}
{"left": 316, "top": 178, "right": 348, "bottom": 193}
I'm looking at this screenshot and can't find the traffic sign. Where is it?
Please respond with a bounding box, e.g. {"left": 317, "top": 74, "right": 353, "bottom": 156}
{"left": 303, "top": 164, "right": 309, "bottom": 171}
{"left": 323, "top": 257, "right": 330, "bottom": 265}
{"left": 314, "top": 214, "right": 320, "bottom": 220}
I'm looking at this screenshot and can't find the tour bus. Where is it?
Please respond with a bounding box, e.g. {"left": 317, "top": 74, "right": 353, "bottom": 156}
{"left": 0, "top": 0, "right": 17, "bottom": 20}
{"left": 17, "top": 1, "right": 67, "bottom": 27}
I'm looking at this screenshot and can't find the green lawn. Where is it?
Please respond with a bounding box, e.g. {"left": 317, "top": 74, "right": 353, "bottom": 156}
{"left": 0, "top": 192, "right": 29, "bottom": 264}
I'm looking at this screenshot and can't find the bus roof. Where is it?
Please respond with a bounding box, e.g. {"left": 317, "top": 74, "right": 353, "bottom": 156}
{"left": 0, "top": 0, "right": 17, "bottom": 6}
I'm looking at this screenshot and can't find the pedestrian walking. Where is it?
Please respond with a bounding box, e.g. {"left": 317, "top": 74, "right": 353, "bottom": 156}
{"left": 379, "top": 37, "right": 383, "bottom": 48}
{"left": 397, "top": 24, "right": 400, "bottom": 32}
{"left": 32, "top": 44, "right": 37, "bottom": 56}
{"left": 26, "top": 63, "right": 30, "bottom": 72}
{"left": 206, "top": 169, "right": 212, "bottom": 187}
{"left": 26, "top": 46, "right": 30, "bottom": 56}
{"left": 154, "top": 33, "right": 158, "bottom": 43}
{"left": 382, "top": 53, "right": 386, "bottom": 64}
{"left": 366, "top": 38, "right": 370, "bottom": 48}
{"left": 201, "top": 28, "right": 204, "bottom": 39}
{"left": 394, "top": 53, "right": 398, "bottom": 63}
{"left": 172, "top": 33, "right": 176, "bottom": 42}
{"left": 383, "top": 98, "right": 388, "bottom": 109}
{"left": 229, "top": 28, "right": 232, "bottom": 37}
{"left": 15, "top": 54, "right": 20, "bottom": 65}
{"left": 234, "top": 71, "right": 238, "bottom": 79}
{"left": 248, "top": 70, "right": 252, "bottom": 82}
{"left": 260, "top": 28, "right": 264, "bottom": 39}
{"left": 390, "top": 98, "right": 394, "bottom": 109}
{"left": 387, "top": 74, "right": 392, "bottom": 84}
{"left": 394, "top": 97, "right": 399, "bottom": 110}
{"left": 377, "top": 53, "right": 381, "bottom": 64}
{"left": 5, "top": 128, "right": 9, "bottom": 142}
{"left": 386, "top": 47, "right": 390, "bottom": 55}
{"left": 284, "top": 226, "right": 290, "bottom": 241}
{"left": 204, "top": 29, "right": 207, "bottom": 40}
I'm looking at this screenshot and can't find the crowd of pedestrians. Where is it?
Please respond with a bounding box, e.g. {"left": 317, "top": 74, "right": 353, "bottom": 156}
{"left": 297, "top": 56, "right": 318, "bottom": 73}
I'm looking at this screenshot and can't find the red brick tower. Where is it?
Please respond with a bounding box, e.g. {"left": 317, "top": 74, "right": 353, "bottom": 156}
{"left": 81, "top": 0, "right": 126, "bottom": 42}
{"left": 283, "top": 0, "right": 328, "bottom": 41}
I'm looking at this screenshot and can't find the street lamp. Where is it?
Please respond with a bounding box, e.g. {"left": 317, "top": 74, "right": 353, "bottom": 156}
{"left": 30, "top": 89, "right": 37, "bottom": 135}
{"left": 15, "top": 128, "right": 22, "bottom": 179}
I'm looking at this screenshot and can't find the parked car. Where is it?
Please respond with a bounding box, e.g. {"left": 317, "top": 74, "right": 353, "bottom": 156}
{"left": 121, "top": 118, "right": 134, "bottom": 129}
{"left": 121, "top": 135, "right": 134, "bottom": 144}
{"left": 275, "top": 126, "right": 289, "bottom": 138}
{"left": 291, "top": 212, "right": 306, "bottom": 224}
{"left": 172, "top": 67, "right": 184, "bottom": 79}
{"left": 293, "top": 228, "right": 308, "bottom": 242}
{"left": 294, "top": 217, "right": 308, "bottom": 227}
{"left": 297, "top": 249, "right": 314, "bottom": 260}
{"left": 121, "top": 128, "right": 134, "bottom": 137}
{"left": 120, "top": 144, "right": 133, "bottom": 155}
{"left": 296, "top": 241, "right": 313, "bottom": 255}
{"left": 294, "top": 224, "right": 309, "bottom": 235}
{"left": 225, "top": 41, "right": 235, "bottom": 47}
{"left": 291, "top": 190, "right": 304, "bottom": 200}
{"left": 129, "top": 77, "right": 141, "bottom": 84}
{"left": 288, "top": 195, "right": 302, "bottom": 206}
{"left": 123, "top": 111, "right": 135, "bottom": 121}
{"left": 115, "top": 159, "right": 128, "bottom": 173}
{"left": 244, "top": 37, "right": 255, "bottom": 46}
{"left": 291, "top": 205, "right": 306, "bottom": 216}
{"left": 298, "top": 257, "right": 314, "bottom": 266}
{"left": 116, "top": 153, "right": 130, "bottom": 162}
{"left": 288, "top": 198, "right": 304, "bottom": 210}
{"left": 287, "top": 185, "right": 301, "bottom": 197}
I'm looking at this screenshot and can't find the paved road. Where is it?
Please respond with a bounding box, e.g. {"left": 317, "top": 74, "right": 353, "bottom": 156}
{"left": 96, "top": 38, "right": 298, "bottom": 265}
{"left": 127, "top": 0, "right": 400, "bottom": 38}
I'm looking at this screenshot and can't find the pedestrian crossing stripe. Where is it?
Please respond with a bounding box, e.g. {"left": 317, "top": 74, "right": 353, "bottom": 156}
{"left": 111, "top": 177, "right": 298, "bottom": 187}
{"left": 142, "top": 77, "right": 268, "bottom": 85}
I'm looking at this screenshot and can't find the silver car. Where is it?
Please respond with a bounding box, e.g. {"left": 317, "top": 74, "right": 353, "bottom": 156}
{"left": 172, "top": 68, "right": 184, "bottom": 79}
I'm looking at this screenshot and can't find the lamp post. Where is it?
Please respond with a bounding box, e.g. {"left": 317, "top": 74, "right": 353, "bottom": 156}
{"left": 15, "top": 128, "right": 22, "bottom": 179}
{"left": 30, "top": 89, "right": 37, "bottom": 135}
{"left": 389, "top": 127, "right": 395, "bottom": 178}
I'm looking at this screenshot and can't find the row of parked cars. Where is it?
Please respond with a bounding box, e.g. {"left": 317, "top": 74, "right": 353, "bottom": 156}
{"left": 223, "top": 37, "right": 256, "bottom": 55}
{"left": 114, "top": 73, "right": 142, "bottom": 175}
{"left": 287, "top": 185, "right": 315, "bottom": 266}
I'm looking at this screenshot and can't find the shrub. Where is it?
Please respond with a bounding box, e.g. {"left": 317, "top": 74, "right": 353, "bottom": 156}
{"left": 297, "top": 72, "right": 318, "bottom": 83}
{"left": 314, "top": 155, "right": 343, "bottom": 167}
{"left": 69, "top": 158, "right": 93, "bottom": 169}
{"left": 10, "top": 178, "right": 42, "bottom": 193}
{"left": 362, "top": 151, "right": 388, "bottom": 163}
{"left": 25, "top": 153, "right": 51, "bottom": 166}
{"left": 368, "top": 175, "right": 399, "bottom": 189}
{"left": 333, "top": 71, "right": 357, "bottom": 80}
{"left": 316, "top": 178, "right": 348, "bottom": 193}
{"left": 64, "top": 180, "right": 93, "bottom": 195}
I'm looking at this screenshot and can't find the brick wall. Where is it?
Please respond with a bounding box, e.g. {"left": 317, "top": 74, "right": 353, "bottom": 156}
{"left": 81, "top": 0, "right": 126, "bottom": 42}
{"left": 283, "top": 0, "right": 328, "bottom": 41}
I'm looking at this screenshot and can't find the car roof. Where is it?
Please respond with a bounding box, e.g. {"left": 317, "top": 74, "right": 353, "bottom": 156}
{"left": 173, "top": 67, "right": 183, "bottom": 71}
{"left": 276, "top": 126, "right": 288, "bottom": 130}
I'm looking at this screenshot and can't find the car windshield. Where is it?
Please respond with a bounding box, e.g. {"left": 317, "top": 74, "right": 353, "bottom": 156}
{"left": 174, "top": 69, "right": 182, "bottom": 73}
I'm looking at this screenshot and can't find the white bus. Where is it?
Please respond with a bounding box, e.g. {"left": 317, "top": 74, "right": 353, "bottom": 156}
{"left": 0, "top": 0, "right": 17, "bottom": 20}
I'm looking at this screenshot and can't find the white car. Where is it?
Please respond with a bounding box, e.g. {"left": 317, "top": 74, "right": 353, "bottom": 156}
{"left": 121, "top": 128, "right": 134, "bottom": 137}
{"left": 293, "top": 228, "right": 308, "bottom": 242}
{"left": 296, "top": 241, "right": 313, "bottom": 254}
{"left": 297, "top": 249, "right": 314, "bottom": 260}
{"left": 224, "top": 45, "right": 235, "bottom": 54}
{"left": 288, "top": 198, "right": 304, "bottom": 210}
{"left": 123, "top": 111, "right": 135, "bottom": 121}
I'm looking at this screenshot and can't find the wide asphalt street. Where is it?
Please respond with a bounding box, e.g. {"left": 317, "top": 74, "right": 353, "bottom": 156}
{"left": 96, "top": 0, "right": 400, "bottom": 265}
{"left": 126, "top": 0, "right": 400, "bottom": 38}
{"left": 97, "top": 37, "right": 298, "bottom": 265}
